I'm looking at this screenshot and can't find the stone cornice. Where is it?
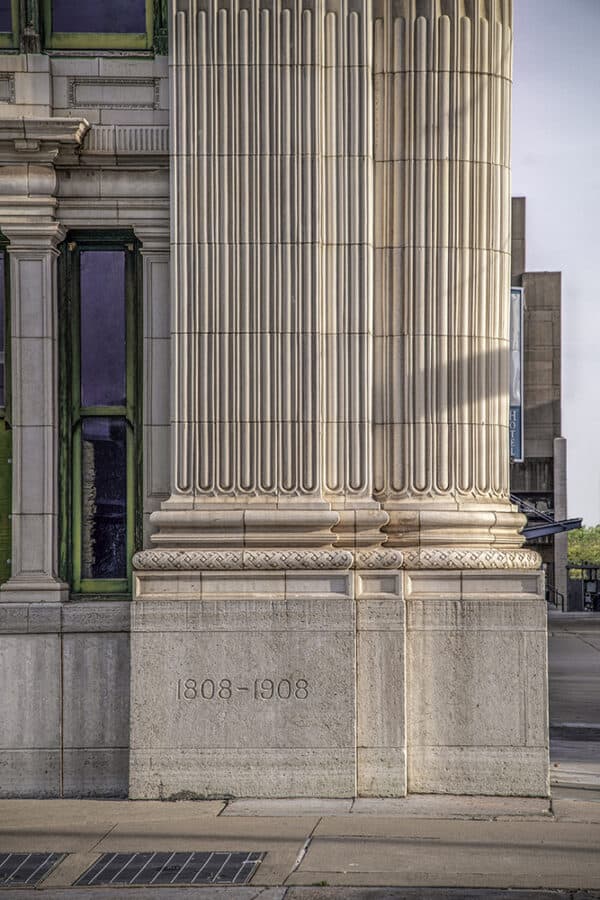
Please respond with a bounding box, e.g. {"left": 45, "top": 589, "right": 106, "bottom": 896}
{"left": 79, "top": 124, "right": 169, "bottom": 167}
{"left": 0, "top": 117, "right": 89, "bottom": 164}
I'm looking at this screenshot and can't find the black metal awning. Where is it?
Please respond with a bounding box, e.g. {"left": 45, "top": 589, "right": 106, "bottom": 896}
{"left": 510, "top": 493, "right": 582, "bottom": 542}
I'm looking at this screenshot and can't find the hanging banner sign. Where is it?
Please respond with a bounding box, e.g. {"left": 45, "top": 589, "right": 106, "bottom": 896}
{"left": 509, "top": 287, "right": 524, "bottom": 462}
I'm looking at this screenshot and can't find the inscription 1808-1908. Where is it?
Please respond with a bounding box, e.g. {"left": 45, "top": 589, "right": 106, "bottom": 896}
{"left": 176, "top": 677, "right": 309, "bottom": 701}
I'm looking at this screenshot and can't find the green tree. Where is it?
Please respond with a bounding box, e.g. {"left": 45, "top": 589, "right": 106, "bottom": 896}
{"left": 568, "top": 525, "right": 600, "bottom": 564}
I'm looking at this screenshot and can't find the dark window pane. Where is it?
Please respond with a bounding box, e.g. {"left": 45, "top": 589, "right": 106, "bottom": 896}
{"left": 80, "top": 250, "right": 126, "bottom": 407}
{"left": 81, "top": 417, "right": 127, "bottom": 580}
{"left": 0, "top": 1, "right": 11, "bottom": 33}
{"left": 52, "top": 0, "right": 146, "bottom": 34}
{"left": 0, "top": 254, "right": 5, "bottom": 408}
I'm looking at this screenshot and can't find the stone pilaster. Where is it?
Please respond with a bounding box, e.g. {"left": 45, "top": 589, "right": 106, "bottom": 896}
{"left": 0, "top": 223, "right": 67, "bottom": 601}
{"left": 134, "top": 226, "right": 171, "bottom": 543}
{"left": 0, "top": 118, "right": 88, "bottom": 602}
{"left": 372, "top": 0, "right": 537, "bottom": 569}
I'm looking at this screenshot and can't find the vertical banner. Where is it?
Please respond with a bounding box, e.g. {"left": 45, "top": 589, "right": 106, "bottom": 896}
{"left": 509, "top": 287, "right": 524, "bottom": 462}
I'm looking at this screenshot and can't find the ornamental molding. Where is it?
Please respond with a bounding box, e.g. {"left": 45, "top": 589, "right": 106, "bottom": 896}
{"left": 401, "top": 548, "right": 542, "bottom": 570}
{"left": 353, "top": 549, "right": 403, "bottom": 569}
{"left": 68, "top": 76, "right": 161, "bottom": 110}
{"left": 133, "top": 549, "right": 354, "bottom": 571}
{"left": 133, "top": 546, "right": 539, "bottom": 572}
{"left": 0, "top": 74, "right": 15, "bottom": 104}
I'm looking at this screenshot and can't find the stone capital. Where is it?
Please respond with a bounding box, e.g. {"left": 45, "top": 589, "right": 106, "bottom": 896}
{"left": 2, "top": 221, "right": 66, "bottom": 253}
{"left": 134, "top": 225, "right": 170, "bottom": 254}
{"left": 0, "top": 117, "right": 88, "bottom": 229}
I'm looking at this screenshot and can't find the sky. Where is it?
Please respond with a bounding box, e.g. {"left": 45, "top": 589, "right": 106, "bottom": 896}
{"left": 512, "top": 0, "right": 600, "bottom": 525}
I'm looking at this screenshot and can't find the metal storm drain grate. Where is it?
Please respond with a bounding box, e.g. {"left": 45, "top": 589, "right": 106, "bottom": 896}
{"left": 75, "top": 851, "right": 265, "bottom": 886}
{"left": 0, "top": 853, "right": 64, "bottom": 888}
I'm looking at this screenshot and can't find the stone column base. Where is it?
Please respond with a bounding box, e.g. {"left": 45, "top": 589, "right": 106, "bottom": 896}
{"left": 405, "top": 569, "right": 549, "bottom": 797}
{"left": 0, "top": 577, "right": 69, "bottom": 604}
{"left": 130, "top": 568, "right": 405, "bottom": 799}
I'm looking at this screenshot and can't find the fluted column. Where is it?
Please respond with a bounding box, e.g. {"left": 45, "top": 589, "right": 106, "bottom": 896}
{"left": 320, "top": 4, "right": 391, "bottom": 552}
{"left": 373, "top": 0, "right": 537, "bottom": 568}
{"left": 145, "top": 0, "right": 394, "bottom": 566}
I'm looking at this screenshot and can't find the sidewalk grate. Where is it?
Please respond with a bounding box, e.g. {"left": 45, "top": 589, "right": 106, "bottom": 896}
{"left": 0, "top": 852, "right": 64, "bottom": 888}
{"left": 75, "top": 850, "right": 265, "bottom": 886}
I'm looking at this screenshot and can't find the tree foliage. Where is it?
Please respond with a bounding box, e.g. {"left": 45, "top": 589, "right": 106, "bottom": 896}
{"left": 568, "top": 525, "right": 600, "bottom": 564}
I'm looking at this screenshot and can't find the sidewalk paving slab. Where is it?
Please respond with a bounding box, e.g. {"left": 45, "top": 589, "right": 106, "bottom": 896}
{"left": 223, "top": 801, "right": 353, "bottom": 817}
{"left": 3, "top": 799, "right": 600, "bottom": 893}
{"left": 550, "top": 741, "right": 600, "bottom": 788}
{"left": 350, "top": 797, "right": 551, "bottom": 819}
{"left": 4, "top": 891, "right": 600, "bottom": 900}
{"left": 0, "top": 890, "right": 287, "bottom": 900}
{"left": 288, "top": 818, "right": 600, "bottom": 890}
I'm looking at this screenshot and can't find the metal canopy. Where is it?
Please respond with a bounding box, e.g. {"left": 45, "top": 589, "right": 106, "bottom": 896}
{"left": 509, "top": 493, "right": 582, "bottom": 542}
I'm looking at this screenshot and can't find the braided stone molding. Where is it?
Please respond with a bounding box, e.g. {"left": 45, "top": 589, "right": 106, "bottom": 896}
{"left": 401, "top": 548, "right": 542, "bottom": 570}
{"left": 133, "top": 549, "right": 354, "bottom": 571}
{"left": 353, "top": 549, "right": 403, "bottom": 570}
{"left": 244, "top": 550, "right": 353, "bottom": 570}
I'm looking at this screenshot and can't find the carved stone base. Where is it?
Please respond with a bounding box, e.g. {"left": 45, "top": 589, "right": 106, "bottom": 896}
{"left": 129, "top": 568, "right": 405, "bottom": 798}
{"left": 405, "top": 569, "right": 549, "bottom": 796}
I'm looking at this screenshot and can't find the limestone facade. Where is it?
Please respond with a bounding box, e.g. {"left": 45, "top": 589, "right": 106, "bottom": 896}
{"left": 0, "top": 0, "right": 548, "bottom": 798}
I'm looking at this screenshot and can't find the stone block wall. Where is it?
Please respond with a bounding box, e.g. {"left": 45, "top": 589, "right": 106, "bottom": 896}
{"left": 0, "top": 602, "right": 129, "bottom": 798}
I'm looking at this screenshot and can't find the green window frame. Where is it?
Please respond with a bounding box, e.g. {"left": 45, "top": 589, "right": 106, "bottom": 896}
{"left": 0, "top": 237, "right": 11, "bottom": 586}
{"left": 42, "top": 0, "right": 153, "bottom": 51}
{"left": 0, "top": 0, "right": 20, "bottom": 49}
{"left": 60, "top": 232, "right": 142, "bottom": 598}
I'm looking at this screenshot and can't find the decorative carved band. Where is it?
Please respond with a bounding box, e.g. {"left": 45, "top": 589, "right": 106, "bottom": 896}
{"left": 68, "top": 77, "right": 160, "bottom": 110}
{"left": 354, "top": 549, "right": 403, "bottom": 570}
{"left": 134, "top": 546, "right": 537, "bottom": 571}
{"left": 0, "top": 74, "right": 15, "bottom": 104}
{"left": 401, "top": 548, "right": 542, "bottom": 570}
{"left": 133, "top": 549, "right": 354, "bottom": 571}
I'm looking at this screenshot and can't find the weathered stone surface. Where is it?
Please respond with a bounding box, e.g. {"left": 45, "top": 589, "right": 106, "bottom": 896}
{"left": 130, "top": 572, "right": 405, "bottom": 798}
{"left": 62, "top": 633, "right": 130, "bottom": 749}
{"left": 0, "top": 635, "right": 61, "bottom": 751}
{"left": 63, "top": 749, "right": 128, "bottom": 799}
{"left": 406, "top": 571, "right": 549, "bottom": 796}
{"left": 0, "top": 750, "right": 60, "bottom": 798}
{"left": 130, "top": 581, "right": 357, "bottom": 798}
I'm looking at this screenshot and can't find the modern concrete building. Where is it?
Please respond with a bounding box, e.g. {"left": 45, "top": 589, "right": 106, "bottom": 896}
{"left": 510, "top": 196, "right": 568, "bottom": 607}
{"left": 0, "top": 0, "right": 548, "bottom": 800}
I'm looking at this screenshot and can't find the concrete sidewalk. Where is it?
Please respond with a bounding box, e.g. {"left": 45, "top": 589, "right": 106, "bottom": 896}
{"left": 548, "top": 611, "right": 600, "bottom": 791}
{"left": 2, "top": 791, "right": 600, "bottom": 897}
